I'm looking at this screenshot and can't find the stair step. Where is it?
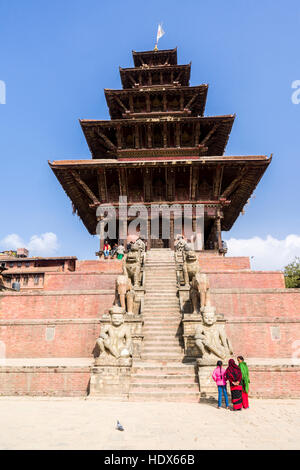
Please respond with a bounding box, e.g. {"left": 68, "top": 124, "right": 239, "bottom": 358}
{"left": 142, "top": 355, "right": 184, "bottom": 362}
{"left": 132, "top": 374, "right": 197, "bottom": 382}
{"left": 129, "top": 391, "right": 200, "bottom": 402}
{"left": 130, "top": 382, "right": 198, "bottom": 390}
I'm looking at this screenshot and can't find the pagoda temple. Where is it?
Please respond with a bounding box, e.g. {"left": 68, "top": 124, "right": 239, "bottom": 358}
{"left": 49, "top": 47, "right": 271, "bottom": 251}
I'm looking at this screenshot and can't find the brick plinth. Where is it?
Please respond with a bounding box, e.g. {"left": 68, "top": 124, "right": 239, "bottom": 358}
{"left": 0, "top": 319, "right": 100, "bottom": 357}
{"left": 0, "top": 365, "right": 91, "bottom": 396}
{"left": 0, "top": 290, "right": 114, "bottom": 319}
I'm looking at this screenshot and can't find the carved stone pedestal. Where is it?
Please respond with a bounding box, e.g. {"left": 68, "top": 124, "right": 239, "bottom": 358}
{"left": 196, "top": 358, "right": 230, "bottom": 401}
{"left": 89, "top": 360, "right": 132, "bottom": 399}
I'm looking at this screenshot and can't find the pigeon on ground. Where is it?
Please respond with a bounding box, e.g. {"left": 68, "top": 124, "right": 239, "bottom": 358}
{"left": 116, "top": 420, "right": 124, "bottom": 431}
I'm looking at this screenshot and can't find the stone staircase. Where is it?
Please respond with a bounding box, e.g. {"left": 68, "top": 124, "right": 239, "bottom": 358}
{"left": 129, "top": 249, "right": 200, "bottom": 402}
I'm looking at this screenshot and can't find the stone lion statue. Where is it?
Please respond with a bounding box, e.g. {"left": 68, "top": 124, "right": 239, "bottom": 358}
{"left": 183, "top": 250, "right": 210, "bottom": 313}
{"left": 190, "top": 272, "right": 210, "bottom": 314}
{"left": 122, "top": 243, "right": 141, "bottom": 288}
{"left": 183, "top": 250, "right": 199, "bottom": 284}
{"left": 114, "top": 274, "right": 135, "bottom": 315}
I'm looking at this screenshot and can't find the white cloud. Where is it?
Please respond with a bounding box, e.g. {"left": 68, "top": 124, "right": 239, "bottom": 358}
{"left": 0, "top": 232, "right": 59, "bottom": 257}
{"left": 225, "top": 234, "right": 300, "bottom": 271}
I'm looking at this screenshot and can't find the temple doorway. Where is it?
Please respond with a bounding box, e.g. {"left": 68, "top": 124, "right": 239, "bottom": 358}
{"left": 150, "top": 215, "right": 170, "bottom": 249}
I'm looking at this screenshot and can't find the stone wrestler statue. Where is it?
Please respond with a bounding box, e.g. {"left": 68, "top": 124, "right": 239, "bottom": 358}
{"left": 195, "top": 306, "right": 233, "bottom": 364}
{"left": 95, "top": 306, "right": 133, "bottom": 362}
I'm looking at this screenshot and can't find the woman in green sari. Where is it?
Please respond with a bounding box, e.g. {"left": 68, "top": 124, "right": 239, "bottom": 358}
{"left": 237, "top": 356, "right": 250, "bottom": 409}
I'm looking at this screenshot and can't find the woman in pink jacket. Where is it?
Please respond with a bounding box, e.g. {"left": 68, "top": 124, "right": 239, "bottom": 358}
{"left": 212, "top": 360, "right": 230, "bottom": 409}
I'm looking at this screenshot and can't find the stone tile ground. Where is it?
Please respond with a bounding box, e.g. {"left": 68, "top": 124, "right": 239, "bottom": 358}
{"left": 0, "top": 397, "right": 299, "bottom": 450}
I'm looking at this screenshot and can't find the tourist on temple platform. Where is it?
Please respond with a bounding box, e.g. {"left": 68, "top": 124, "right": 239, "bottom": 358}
{"left": 225, "top": 359, "right": 243, "bottom": 411}
{"left": 110, "top": 243, "right": 118, "bottom": 258}
{"left": 237, "top": 356, "right": 250, "bottom": 409}
{"left": 103, "top": 241, "right": 111, "bottom": 259}
{"left": 212, "top": 361, "right": 230, "bottom": 410}
{"left": 116, "top": 243, "right": 125, "bottom": 260}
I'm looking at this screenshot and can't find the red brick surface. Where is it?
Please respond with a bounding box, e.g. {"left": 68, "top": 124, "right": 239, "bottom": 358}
{"left": 199, "top": 256, "right": 251, "bottom": 271}
{"left": 0, "top": 255, "right": 299, "bottom": 397}
{"left": 0, "top": 292, "right": 114, "bottom": 319}
{"left": 226, "top": 322, "right": 300, "bottom": 358}
{"left": 76, "top": 260, "right": 123, "bottom": 272}
{"left": 0, "top": 367, "right": 91, "bottom": 396}
{"left": 249, "top": 367, "right": 300, "bottom": 398}
{"left": 44, "top": 272, "right": 118, "bottom": 290}
{"left": 0, "top": 322, "right": 100, "bottom": 357}
{"left": 212, "top": 289, "right": 300, "bottom": 318}
{"left": 208, "top": 272, "right": 284, "bottom": 288}
{"left": 0, "top": 365, "right": 298, "bottom": 397}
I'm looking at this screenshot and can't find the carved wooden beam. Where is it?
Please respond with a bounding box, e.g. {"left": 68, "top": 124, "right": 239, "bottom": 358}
{"left": 144, "top": 168, "right": 152, "bottom": 201}
{"left": 71, "top": 170, "right": 100, "bottom": 205}
{"left": 180, "top": 91, "right": 184, "bottom": 111}
{"left": 128, "top": 73, "right": 136, "bottom": 87}
{"left": 194, "top": 122, "right": 201, "bottom": 146}
{"left": 221, "top": 167, "right": 247, "bottom": 199}
{"left": 213, "top": 165, "right": 224, "bottom": 199}
{"left": 163, "top": 122, "right": 168, "bottom": 148}
{"left": 114, "top": 94, "right": 129, "bottom": 113}
{"left": 184, "top": 92, "right": 198, "bottom": 111}
{"left": 200, "top": 123, "right": 219, "bottom": 147}
{"left": 146, "top": 94, "right": 151, "bottom": 113}
{"left": 191, "top": 167, "right": 199, "bottom": 200}
{"left": 174, "top": 70, "right": 183, "bottom": 83}
{"left": 96, "top": 129, "right": 117, "bottom": 152}
{"left": 175, "top": 122, "right": 181, "bottom": 147}
{"left": 147, "top": 124, "right": 152, "bottom": 148}
{"left": 163, "top": 94, "right": 167, "bottom": 112}
{"left": 116, "top": 125, "right": 122, "bottom": 149}
{"left": 118, "top": 167, "right": 127, "bottom": 197}
{"left": 135, "top": 125, "right": 140, "bottom": 149}
{"left": 129, "top": 94, "right": 134, "bottom": 113}
{"left": 97, "top": 169, "right": 107, "bottom": 202}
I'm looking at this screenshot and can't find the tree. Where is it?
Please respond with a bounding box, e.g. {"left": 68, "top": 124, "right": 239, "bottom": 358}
{"left": 284, "top": 257, "right": 300, "bottom": 288}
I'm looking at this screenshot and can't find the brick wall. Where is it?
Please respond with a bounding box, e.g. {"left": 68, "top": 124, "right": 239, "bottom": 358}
{"left": 199, "top": 256, "right": 251, "bottom": 271}
{"left": 76, "top": 260, "right": 123, "bottom": 272}
{"left": 0, "top": 320, "right": 100, "bottom": 357}
{"left": 212, "top": 288, "right": 300, "bottom": 318}
{"left": 207, "top": 272, "right": 284, "bottom": 289}
{"left": 0, "top": 366, "right": 91, "bottom": 396}
{"left": 226, "top": 321, "right": 300, "bottom": 358}
{"left": 44, "top": 273, "right": 118, "bottom": 291}
{"left": 249, "top": 366, "right": 300, "bottom": 398}
{"left": 0, "top": 364, "right": 298, "bottom": 398}
{"left": 0, "top": 291, "right": 114, "bottom": 319}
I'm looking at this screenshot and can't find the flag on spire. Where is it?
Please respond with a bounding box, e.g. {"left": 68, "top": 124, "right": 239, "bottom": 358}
{"left": 155, "top": 23, "right": 165, "bottom": 49}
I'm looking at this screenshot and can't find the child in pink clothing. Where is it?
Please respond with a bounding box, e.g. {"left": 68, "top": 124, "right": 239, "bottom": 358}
{"left": 212, "top": 360, "right": 230, "bottom": 409}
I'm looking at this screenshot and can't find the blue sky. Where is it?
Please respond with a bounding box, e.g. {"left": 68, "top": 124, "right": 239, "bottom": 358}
{"left": 0, "top": 0, "right": 299, "bottom": 268}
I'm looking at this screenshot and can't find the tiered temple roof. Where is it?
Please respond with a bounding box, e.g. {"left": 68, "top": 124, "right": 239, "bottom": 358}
{"left": 49, "top": 47, "right": 271, "bottom": 247}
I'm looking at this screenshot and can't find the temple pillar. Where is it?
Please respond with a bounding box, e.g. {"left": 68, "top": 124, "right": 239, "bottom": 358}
{"left": 170, "top": 217, "right": 175, "bottom": 250}
{"left": 216, "top": 214, "right": 222, "bottom": 252}
{"left": 147, "top": 218, "right": 151, "bottom": 250}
